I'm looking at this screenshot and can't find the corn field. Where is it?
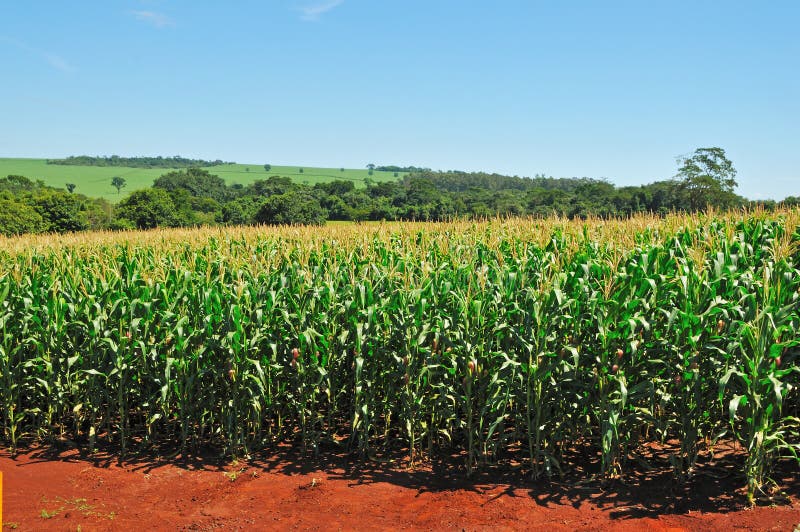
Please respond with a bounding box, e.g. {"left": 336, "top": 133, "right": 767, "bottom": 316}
{"left": 1, "top": 210, "right": 798, "bottom": 503}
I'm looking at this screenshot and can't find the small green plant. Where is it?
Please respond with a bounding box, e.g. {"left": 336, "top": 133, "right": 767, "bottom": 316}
{"left": 223, "top": 464, "right": 248, "bottom": 483}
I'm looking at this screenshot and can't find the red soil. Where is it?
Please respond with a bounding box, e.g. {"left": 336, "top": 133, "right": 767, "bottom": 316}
{"left": 1, "top": 445, "right": 799, "bottom": 531}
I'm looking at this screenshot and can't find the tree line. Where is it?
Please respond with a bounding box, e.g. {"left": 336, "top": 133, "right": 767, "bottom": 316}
{"left": 47, "top": 155, "right": 231, "bottom": 168}
{"left": 1, "top": 148, "right": 797, "bottom": 236}
{"left": 374, "top": 165, "right": 431, "bottom": 173}
{"left": 0, "top": 175, "right": 112, "bottom": 236}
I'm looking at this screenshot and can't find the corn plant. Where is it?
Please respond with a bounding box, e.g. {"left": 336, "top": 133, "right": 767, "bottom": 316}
{"left": 0, "top": 211, "right": 798, "bottom": 503}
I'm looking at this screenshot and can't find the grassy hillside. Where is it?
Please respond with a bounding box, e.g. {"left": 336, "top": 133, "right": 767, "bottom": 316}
{"left": 0, "top": 159, "right": 405, "bottom": 201}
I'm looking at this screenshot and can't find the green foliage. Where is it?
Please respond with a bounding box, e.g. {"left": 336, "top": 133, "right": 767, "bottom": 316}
{"left": 29, "top": 190, "right": 89, "bottom": 233}
{"left": 0, "top": 198, "right": 45, "bottom": 236}
{"left": 111, "top": 176, "right": 127, "bottom": 194}
{"left": 0, "top": 175, "right": 45, "bottom": 194}
{"left": 0, "top": 159, "right": 403, "bottom": 201}
{"left": 0, "top": 177, "right": 110, "bottom": 234}
{"left": 314, "top": 180, "right": 355, "bottom": 197}
{"left": 376, "top": 165, "right": 431, "bottom": 173}
{"left": 0, "top": 148, "right": 779, "bottom": 235}
{"left": 153, "top": 168, "right": 230, "bottom": 203}
{"left": 48, "top": 155, "right": 229, "bottom": 168}
{"left": 0, "top": 213, "right": 797, "bottom": 502}
{"left": 80, "top": 197, "right": 113, "bottom": 231}
{"left": 108, "top": 217, "right": 136, "bottom": 231}
{"left": 676, "top": 147, "right": 739, "bottom": 211}
{"left": 254, "top": 190, "right": 327, "bottom": 226}
{"left": 221, "top": 197, "right": 261, "bottom": 225}
{"left": 248, "top": 176, "right": 295, "bottom": 197}
{"left": 114, "top": 188, "right": 179, "bottom": 229}
{"left": 166, "top": 189, "right": 221, "bottom": 227}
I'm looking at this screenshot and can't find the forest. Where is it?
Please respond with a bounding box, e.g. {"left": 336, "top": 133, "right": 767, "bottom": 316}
{"left": 1, "top": 148, "right": 797, "bottom": 236}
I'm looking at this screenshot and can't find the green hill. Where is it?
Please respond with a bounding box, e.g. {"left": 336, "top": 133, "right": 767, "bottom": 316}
{"left": 0, "top": 159, "right": 405, "bottom": 201}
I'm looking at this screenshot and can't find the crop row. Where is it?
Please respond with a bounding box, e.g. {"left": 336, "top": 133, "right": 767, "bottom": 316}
{"left": 1, "top": 212, "right": 798, "bottom": 503}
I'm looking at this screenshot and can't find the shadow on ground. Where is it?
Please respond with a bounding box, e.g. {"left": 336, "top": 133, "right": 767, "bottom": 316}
{"left": 6, "top": 437, "right": 798, "bottom": 520}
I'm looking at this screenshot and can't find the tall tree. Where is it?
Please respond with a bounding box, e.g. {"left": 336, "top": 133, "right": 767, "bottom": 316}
{"left": 30, "top": 190, "right": 89, "bottom": 233}
{"left": 254, "top": 190, "right": 326, "bottom": 226}
{"left": 675, "top": 147, "right": 738, "bottom": 211}
{"left": 0, "top": 198, "right": 44, "bottom": 236}
{"left": 114, "top": 188, "right": 179, "bottom": 229}
{"left": 111, "top": 176, "right": 127, "bottom": 194}
{"left": 153, "top": 167, "right": 230, "bottom": 202}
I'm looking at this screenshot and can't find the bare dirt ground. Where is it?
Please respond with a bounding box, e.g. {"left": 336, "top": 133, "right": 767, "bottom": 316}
{"left": 2, "top": 443, "right": 799, "bottom": 531}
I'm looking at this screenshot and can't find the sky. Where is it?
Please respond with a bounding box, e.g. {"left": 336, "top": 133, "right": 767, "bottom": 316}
{"left": 1, "top": 1, "right": 798, "bottom": 200}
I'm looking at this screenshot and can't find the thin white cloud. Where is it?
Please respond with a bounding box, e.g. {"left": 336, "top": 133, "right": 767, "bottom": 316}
{"left": 300, "top": 0, "right": 344, "bottom": 21}
{"left": 130, "top": 10, "right": 174, "bottom": 28}
{"left": 44, "top": 53, "right": 74, "bottom": 73}
{"left": 0, "top": 36, "right": 75, "bottom": 73}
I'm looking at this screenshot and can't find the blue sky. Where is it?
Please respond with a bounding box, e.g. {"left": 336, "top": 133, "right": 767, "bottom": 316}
{"left": 1, "top": 1, "right": 798, "bottom": 200}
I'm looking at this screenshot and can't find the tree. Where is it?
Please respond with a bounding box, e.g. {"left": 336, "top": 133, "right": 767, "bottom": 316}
{"left": 112, "top": 176, "right": 126, "bottom": 194}
{"left": 153, "top": 168, "right": 230, "bottom": 202}
{"left": 405, "top": 177, "right": 441, "bottom": 206}
{"left": 783, "top": 196, "right": 800, "bottom": 207}
{"left": 366, "top": 164, "right": 376, "bottom": 170}
{"left": 221, "top": 196, "right": 261, "bottom": 225}
{"left": 322, "top": 195, "right": 353, "bottom": 221}
{"left": 48, "top": 155, "right": 229, "bottom": 168}
{"left": 314, "top": 180, "right": 355, "bottom": 196}
{"left": 83, "top": 198, "right": 113, "bottom": 230}
{"left": 0, "top": 175, "right": 45, "bottom": 194}
{"left": 114, "top": 188, "right": 179, "bottom": 229}
{"left": 249, "top": 176, "right": 295, "bottom": 197}
{"left": 164, "top": 188, "right": 215, "bottom": 226}
{"left": 0, "top": 198, "right": 44, "bottom": 236}
{"left": 254, "top": 191, "right": 326, "bottom": 226}
{"left": 675, "top": 147, "right": 738, "bottom": 211}
{"left": 29, "top": 190, "right": 89, "bottom": 233}
{"left": 340, "top": 168, "right": 345, "bottom": 172}
{"left": 264, "top": 164, "right": 272, "bottom": 172}
{"left": 66, "top": 183, "right": 76, "bottom": 193}
{"left": 299, "top": 168, "right": 304, "bottom": 174}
